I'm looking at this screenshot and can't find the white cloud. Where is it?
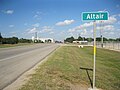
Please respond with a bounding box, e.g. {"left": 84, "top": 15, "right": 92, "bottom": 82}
{"left": 90, "top": 29, "right": 93, "bottom": 33}
{"left": 10, "top": 32, "right": 16, "bottom": 34}
{"left": 68, "top": 28, "right": 87, "bottom": 37}
{"left": 27, "top": 26, "right": 54, "bottom": 35}
{"left": 96, "top": 25, "right": 115, "bottom": 31}
{"left": 68, "top": 29, "right": 76, "bottom": 33}
{"left": 32, "top": 23, "right": 40, "bottom": 27}
{"left": 75, "top": 22, "right": 93, "bottom": 30}
{"left": 34, "top": 15, "right": 38, "bottom": 18}
{"left": 117, "top": 21, "right": 120, "bottom": 24}
{"left": 103, "top": 16, "right": 117, "bottom": 24}
{"left": 49, "top": 31, "right": 54, "bottom": 34}
{"left": 109, "top": 32, "right": 114, "bottom": 35}
{"left": 73, "top": 16, "right": 116, "bottom": 31}
{"left": 118, "top": 14, "right": 120, "bottom": 17}
{"left": 95, "top": 16, "right": 117, "bottom": 25}
{"left": 104, "top": 31, "right": 115, "bottom": 37}
{"left": 81, "top": 29, "right": 87, "bottom": 36}
{"left": 67, "top": 22, "right": 93, "bottom": 34}
{"left": 104, "top": 25, "right": 114, "bottom": 30}
{"left": 28, "top": 27, "right": 37, "bottom": 34}
{"left": 67, "top": 15, "right": 117, "bottom": 37}
{"left": 56, "top": 19, "right": 75, "bottom": 26}
{"left": 33, "top": 11, "right": 43, "bottom": 20}
{"left": 9, "top": 25, "right": 14, "bottom": 28}
{"left": 36, "top": 11, "right": 43, "bottom": 14}
{"left": 10, "top": 32, "right": 17, "bottom": 36}
{"left": 24, "top": 23, "right": 28, "bottom": 26}
{"left": 98, "top": 9, "right": 107, "bottom": 12}
{"left": 40, "top": 26, "right": 54, "bottom": 33}
{"left": 116, "top": 5, "right": 120, "bottom": 8}
{"left": 3, "top": 10, "right": 14, "bottom": 14}
{"left": 81, "top": 22, "right": 93, "bottom": 27}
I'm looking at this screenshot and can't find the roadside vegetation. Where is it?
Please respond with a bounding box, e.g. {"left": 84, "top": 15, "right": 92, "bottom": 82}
{"left": 0, "top": 32, "right": 43, "bottom": 48}
{"left": 64, "top": 36, "right": 120, "bottom": 43}
{"left": 19, "top": 46, "right": 120, "bottom": 90}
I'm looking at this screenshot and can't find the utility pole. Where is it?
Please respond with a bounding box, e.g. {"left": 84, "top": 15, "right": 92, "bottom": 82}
{"left": 35, "top": 32, "right": 37, "bottom": 39}
{"left": 100, "top": 21, "right": 103, "bottom": 48}
{"left": 34, "top": 32, "right": 37, "bottom": 43}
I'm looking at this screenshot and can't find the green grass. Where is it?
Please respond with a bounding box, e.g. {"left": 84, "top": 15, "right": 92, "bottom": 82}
{"left": 0, "top": 43, "right": 34, "bottom": 48}
{"left": 19, "top": 46, "right": 120, "bottom": 90}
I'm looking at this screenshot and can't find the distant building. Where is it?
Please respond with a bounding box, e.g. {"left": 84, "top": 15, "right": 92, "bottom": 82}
{"left": 73, "top": 40, "right": 88, "bottom": 44}
{"left": 32, "top": 36, "right": 55, "bottom": 43}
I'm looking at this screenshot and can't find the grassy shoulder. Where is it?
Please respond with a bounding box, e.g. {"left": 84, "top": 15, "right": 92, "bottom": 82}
{"left": 19, "top": 46, "right": 120, "bottom": 90}
{"left": 0, "top": 43, "right": 34, "bottom": 48}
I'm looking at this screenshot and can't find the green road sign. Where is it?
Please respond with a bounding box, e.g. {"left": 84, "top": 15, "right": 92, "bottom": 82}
{"left": 81, "top": 11, "right": 109, "bottom": 89}
{"left": 82, "top": 12, "right": 108, "bottom": 20}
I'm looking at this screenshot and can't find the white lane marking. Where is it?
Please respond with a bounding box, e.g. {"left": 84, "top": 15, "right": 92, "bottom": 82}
{"left": 0, "top": 45, "right": 57, "bottom": 62}
{"left": 0, "top": 50, "right": 36, "bottom": 62}
{"left": 0, "top": 46, "right": 50, "bottom": 62}
{"left": 0, "top": 46, "right": 52, "bottom": 62}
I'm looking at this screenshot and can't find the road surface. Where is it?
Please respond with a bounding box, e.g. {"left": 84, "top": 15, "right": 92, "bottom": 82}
{"left": 0, "top": 44, "right": 59, "bottom": 90}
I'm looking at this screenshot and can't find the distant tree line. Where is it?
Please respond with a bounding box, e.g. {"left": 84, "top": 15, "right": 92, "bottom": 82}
{"left": 64, "top": 36, "right": 120, "bottom": 43}
{"left": 0, "top": 33, "right": 33, "bottom": 44}
{"left": 0, "top": 37, "right": 33, "bottom": 44}
{"left": 0, "top": 37, "right": 19, "bottom": 44}
{"left": 96, "top": 37, "right": 120, "bottom": 42}
{"left": 64, "top": 36, "right": 93, "bottom": 43}
{"left": 19, "top": 38, "right": 32, "bottom": 43}
{"left": 0, "top": 32, "right": 53, "bottom": 44}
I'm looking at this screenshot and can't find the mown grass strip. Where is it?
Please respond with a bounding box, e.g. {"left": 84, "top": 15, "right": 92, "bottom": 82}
{"left": 19, "top": 46, "right": 120, "bottom": 90}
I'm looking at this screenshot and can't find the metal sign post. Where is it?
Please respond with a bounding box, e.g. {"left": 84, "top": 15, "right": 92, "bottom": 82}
{"left": 93, "top": 20, "right": 96, "bottom": 89}
{"left": 82, "top": 11, "right": 108, "bottom": 90}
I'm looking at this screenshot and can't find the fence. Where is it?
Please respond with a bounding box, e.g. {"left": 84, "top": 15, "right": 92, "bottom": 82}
{"left": 96, "top": 41, "right": 120, "bottom": 50}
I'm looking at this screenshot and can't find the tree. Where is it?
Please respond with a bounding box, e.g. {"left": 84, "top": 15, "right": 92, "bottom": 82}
{"left": 86, "top": 37, "right": 93, "bottom": 42}
{"left": 48, "top": 39, "right": 52, "bottom": 43}
{"left": 12, "top": 37, "right": 18, "bottom": 44}
{"left": 77, "top": 36, "right": 83, "bottom": 41}
{"left": 103, "top": 37, "right": 108, "bottom": 41}
{"left": 64, "top": 36, "right": 75, "bottom": 43}
{"left": 96, "top": 37, "right": 101, "bottom": 41}
{"left": 19, "top": 38, "right": 32, "bottom": 43}
{"left": 0, "top": 32, "right": 2, "bottom": 38}
{"left": 0, "top": 32, "right": 2, "bottom": 44}
{"left": 116, "top": 38, "right": 120, "bottom": 41}
{"left": 1, "top": 37, "right": 18, "bottom": 44}
{"left": 96, "top": 37, "right": 108, "bottom": 42}
{"left": 108, "top": 38, "right": 114, "bottom": 41}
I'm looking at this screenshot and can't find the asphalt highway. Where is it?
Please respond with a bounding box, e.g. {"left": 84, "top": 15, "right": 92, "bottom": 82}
{"left": 0, "top": 44, "right": 59, "bottom": 90}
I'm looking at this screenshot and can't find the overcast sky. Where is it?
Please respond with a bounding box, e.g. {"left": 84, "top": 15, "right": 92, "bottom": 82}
{"left": 0, "top": 0, "right": 120, "bottom": 41}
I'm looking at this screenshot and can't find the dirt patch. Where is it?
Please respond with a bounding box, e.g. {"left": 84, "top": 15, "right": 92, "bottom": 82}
{"left": 70, "top": 84, "right": 88, "bottom": 90}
